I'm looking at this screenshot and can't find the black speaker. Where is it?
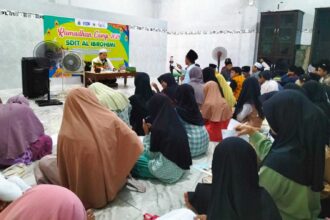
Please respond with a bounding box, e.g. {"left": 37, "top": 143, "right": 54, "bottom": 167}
{"left": 21, "top": 57, "right": 49, "bottom": 98}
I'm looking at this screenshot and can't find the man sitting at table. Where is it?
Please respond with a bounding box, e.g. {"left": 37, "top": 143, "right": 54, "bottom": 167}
{"left": 92, "top": 48, "right": 118, "bottom": 87}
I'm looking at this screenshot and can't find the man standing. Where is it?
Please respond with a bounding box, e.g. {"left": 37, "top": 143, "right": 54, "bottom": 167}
{"left": 179, "top": 49, "right": 198, "bottom": 84}
{"left": 221, "top": 58, "right": 233, "bottom": 81}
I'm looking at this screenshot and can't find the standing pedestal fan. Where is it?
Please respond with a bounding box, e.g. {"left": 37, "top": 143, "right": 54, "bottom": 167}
{"left": 33, "top": 41, "right": 64, "bottom": 107}
{"left": 58, "top": 51, "right": 85, "bottom": 97}
{"left": 212, "top": 47, "right": 228, "bottom": 72}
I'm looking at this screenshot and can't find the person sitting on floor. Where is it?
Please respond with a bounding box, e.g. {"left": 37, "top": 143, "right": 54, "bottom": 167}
{"left": 317, "top": 61, "right": 330, "bottom": 86}
{"left": 129, "top": 72, "right": 154, "bottom": 136}
{"left": 235, "top": 90, "right": 328, "bottom": 220}
{"left": 283, "top": 83, "right": 305, "bottom": 93}
{"left": 258, "top": 70, "right": 280, "bottom": 95}
{"left": 202, "top": 67, "right": 225, "bottom": 99}
{"left": 242, "top": 65, "right": 251, "bottom": 78}
{"left": 302, "top": 80, "right": 330, "bottom": 118}
{"left": 183, "top": 137, "right": 281, "bottom": 220}
{"left": 132, "top": 94, "right": 192, "bottom": 184}
{"left": 6, "top": 95, "right": 30, "bottom": 106}
{"left": 208, "top": 65, "right": 236, "bottom": 108}
{"left": 188, "top": 66, "right": 205, "bottom": 107}
{"left": 175, "top": 84, "right": 209, "bottom": 157}
{"left": 251, "top": 62, "right": 264, "bottom": 78}
{"left": 201, "top": 81, "right": 232, "bottom": 142}
{"left": 0, "top": 174, "right": 31, "bottom": 208}
{"left": 88, "top": 82, "right": 131, "bottom": 125}
{"left": 0, "top": 97, "right": 52, "bottom": 168}
{"left": 233, "top": 77, "right": 264, "bottom": 128}
{"left": 321, "top": 146, "right": 330, "bottom": 219}
{"left": 230, "top": 67, "right": 245, "bottom": 100}
{"left": 0, "top": 185, "right": 95, "bottom": 220}
{"left": 152, "top": 73, "right": 178, "bottom": 103}
{"left": 280, "top": 65, "right": 300, "bottom": 86}
{"left": 91, "top": 48, "right": 117, "bottom": 87}
{"left": 34, "top": 88, "right": 143, "bottom": 209}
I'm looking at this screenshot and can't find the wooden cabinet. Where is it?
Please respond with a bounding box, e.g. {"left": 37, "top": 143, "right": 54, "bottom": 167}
{"left": 311, "top": 7, "right": 330, "bottom": 64}
{"left": 258, "top": 10, "right": 304, "bottom": 66}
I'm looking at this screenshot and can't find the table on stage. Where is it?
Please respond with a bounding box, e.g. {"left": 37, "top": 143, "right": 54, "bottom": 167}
{"left": 84, "top": 71, "right": 136, "bottom": 87}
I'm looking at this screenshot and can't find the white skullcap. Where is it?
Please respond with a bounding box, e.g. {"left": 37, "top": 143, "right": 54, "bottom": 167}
{"left": 254, "top": 62, "right": 263, "bottom": 69}
{"left": 0, "top": 174, "right": 23, "bottom": 202}
{"left": 99, "top": 48, "right": 108, "bottom": 54}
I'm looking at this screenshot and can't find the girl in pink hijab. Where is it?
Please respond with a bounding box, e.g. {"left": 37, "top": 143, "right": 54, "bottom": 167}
{"left": 0, "top": 185, "right": 94, "bottom": 220}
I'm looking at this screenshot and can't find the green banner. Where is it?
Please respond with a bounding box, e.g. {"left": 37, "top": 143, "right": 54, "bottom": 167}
{"left": 43, "top": 15, "right": 129, "bottom": 77}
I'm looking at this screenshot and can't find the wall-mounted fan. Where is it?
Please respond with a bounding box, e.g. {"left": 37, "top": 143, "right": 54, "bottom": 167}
{"left": 212, "top": 47, "right": 228, "bottom": 72}
{"left": 33, "top": 41, "right": 64, "bottom": 107}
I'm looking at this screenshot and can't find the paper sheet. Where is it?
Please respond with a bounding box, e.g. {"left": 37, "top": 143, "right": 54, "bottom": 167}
{"left": 192, "top": 163, "right": 212, "bottom": 176}
{"left": 222, "top": 119, "right": 249, "bottom": 142}
{"left": 158, "top": 208, "right": 196, "bottom": 220}
{"left": 227, "top": 118, "right": 241, "bottom": 130}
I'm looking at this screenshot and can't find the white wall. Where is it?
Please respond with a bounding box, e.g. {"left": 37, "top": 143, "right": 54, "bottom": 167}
{"left": 158, "top": 0, "right": 259, "bottom": 69}
{"left": 0, "top": 0, "right": 167, "bottom": 89}
{"left": 258, "top": 0, "right": 330, "bottom": 45}
{"left": 161, "top": 0, "right": 330, "bottom": 69}
{"left": 70, "top": 0, "right": 156, "bottom": 19}
{"left": 0, "top": 16, "right": 44, "bottom": 90}
{"left": 130, "top": 29, "right": 168, "bottom": 76}
{"left": 32, "top": 0, "right": 156, "bottom": 19}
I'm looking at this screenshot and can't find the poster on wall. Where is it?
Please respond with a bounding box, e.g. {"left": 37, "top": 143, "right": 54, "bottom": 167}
{"left": 43, "top": 15, "right": 129, "bottom": 77}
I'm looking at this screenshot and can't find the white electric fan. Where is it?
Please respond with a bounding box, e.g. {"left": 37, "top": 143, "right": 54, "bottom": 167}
{"left": 60, "top": 51, "right": 85, "bottom": 96}
{"left": 212, "top": 47, "right": 228, "bottom": 72}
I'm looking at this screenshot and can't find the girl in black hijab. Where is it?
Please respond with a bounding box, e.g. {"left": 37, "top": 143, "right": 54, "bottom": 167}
{"left": 233, "top": 77, "right": 264, "bottom": 127}
{"left": 302, "top": 81, "right": 330, "bottom": 219}
{"left": 129, "top": 72, "right": 154, "bottom": 135}
{"left": 283, "top": 83, "right": 305, "bottom": 93}
{"left": 262, "top": 90, "right": 327, "bottom": 190}
{"left": 302, "top": 81, "right": 330, "bottom": 117}
{"left": 175, "top": 84, "right": 209, "bottom": 157}
{"left": 175, "top": 84, "right": 204, "bottom": 126}
{"left": 236, "top": 90, "right": 328, "bottom": 220}
{"left": 153, "top": 73, "right": 178, "bottom": 103}
{"left": 132, "top": 94, "right": 192, "bottom": 183}
{"left": 202, "top": 67, "right": 224, "bottom": 97}
{"left": 186, "top": 138, "right": 281, "bottom": 220}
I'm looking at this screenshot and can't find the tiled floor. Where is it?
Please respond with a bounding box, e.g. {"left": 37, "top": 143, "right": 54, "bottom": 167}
{"left": 0, "top": 79, "right": 216, "bottom": 219}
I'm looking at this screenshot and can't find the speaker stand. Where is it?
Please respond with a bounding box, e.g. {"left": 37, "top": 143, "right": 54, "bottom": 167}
{"left": 35, "top": 79, "right": 63, "bottom": 107}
